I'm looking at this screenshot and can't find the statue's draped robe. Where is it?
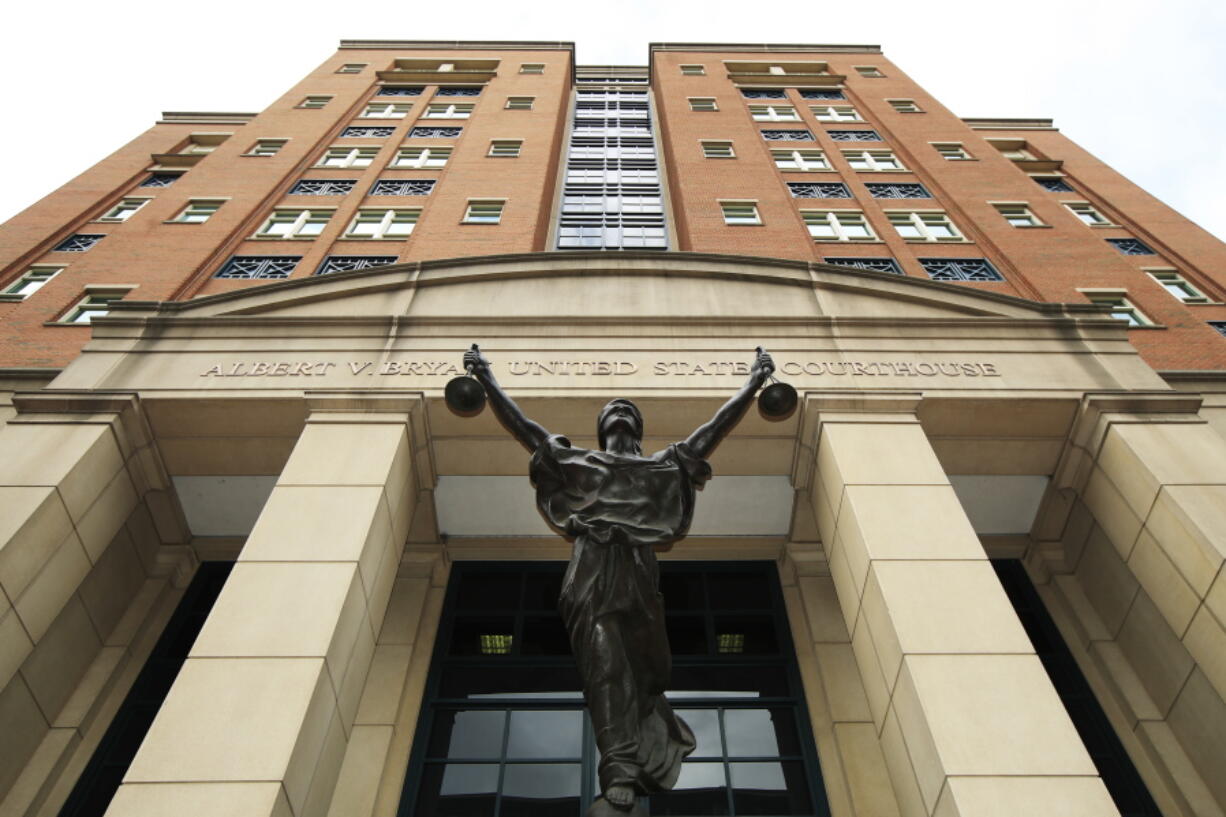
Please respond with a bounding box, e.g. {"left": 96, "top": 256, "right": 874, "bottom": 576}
{"left": 531, "top": 434, "right": 706, "bottom": 794}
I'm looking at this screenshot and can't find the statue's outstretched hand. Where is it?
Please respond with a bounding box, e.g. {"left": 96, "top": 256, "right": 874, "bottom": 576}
{"left": 751, "top": 346, "right": 776, "bottom": 385}
{"left": 463, "top": 344, "right": 491, "bottom": 375}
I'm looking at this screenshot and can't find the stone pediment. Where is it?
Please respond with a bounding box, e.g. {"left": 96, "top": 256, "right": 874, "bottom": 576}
{"left": 109, "top": 251, "right": 1105, "bottom": 324}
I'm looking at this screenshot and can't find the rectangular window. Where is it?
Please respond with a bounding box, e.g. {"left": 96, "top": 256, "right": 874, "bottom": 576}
{"left": 60, "top": 288, "right": 130, "bottom": 324}
{"left": 255, "top": 208, "right": 332, "bottom": 238}
{"left": 99, "top": 198, "right": 150, "bottom": 222}
{"left": 424, "top": 103, "right": 474, "bottom": 119}
{"left": 288, "top": 179, "right": 356, "bottom": 195}
{"left": 994, "top": 203, "right": 1044, "bottom": 227}
{"left": 139, "top": 172, "right": 181, "bottom": 188}
{"left": 842, "top": 149, "right": 904, "bottom": 171}
{"left": 361, "top": 103, "right": 411, "bottom": 118}
{"left": 345, "top": 208, "right": 420, "bottom": 239}
{"left": 341, "top": 126, "right": 396, "bottom": 138}
{"left": 318, "top": 146, "right": 379, "bottom": 167}
{"left": 1064, "top": 201, "right": 1113, "bottom": 226}
{"left": 855, "top": 66, "right": 885, "bottom": 77}
{"left": 720, "top": 201, "right": 761, "bottom": 225}
{"left": 1147, "top": 270, "right": 1209, "bottom": 303}
{"left": 246, "top": 138, "right": 287, "bottom": 156}
{"left": 866, "top": 183, "right": 930, "bottom": 199}
{"left": 337, "top": 63, "right": 367, "bottom": 73}
{"left": 171, "top": 199, "right": 224, "bottom": 223}
{"left": 933, "top": 142, "right": 972, "bottom": 160}
{"left": 1107, "top": 237, "right": 1156, "bottom": 256}
{"left": 827, "top": 130, "right": 881, "bottom": 142}
{"left": 3, "top": 265, "right": 62, "bottom": 298}
{"left": 298, "top": 95, "right": 332, "bottom": 109}
{"left": 1035, "top": 176, "right": 1075, "bottom": 192}
{"left": 519, "top": 63, "right": 545, "bottom": 74}
{"left": 742, "top": 89, "right": 787, "bottom": 99}
{"left": 919, "top": 258, "right": 1003, "bottom": 281}
{"left": 393, "top": 146, "right": 452, "bottom": 167}
{"left": 463, "top": 200, "right": 505, "bottom": 224}
{"left": 799, "top": 89, "right": 844, "bottom": 100}
{"left": 680, "top": 64, "right": 705, "bottom": 75}
{"left": 216, "top": 256, "right": 301, "bottom": 279}
{"left": 810, "top": 105, "right": 862, "bottom": 122}
{"left": 689, "top": 97, "right": 718, "bottom": 112}
{"left": 369, "top": 179, "right": 436, "bottom": 196}
{"left": 53, "top": 234, "right": 104, "bottom": 252}
{"left": 824, "top": 257, "right": 901, "bottom": 274}
{"left": 772, "top": 149, "right": 829, "bottom": 171}
{"left": 761, "top": 129, "right": 815, "bottom": 141}
{"left": 505, "top": 97, "right": 535, "bottom": 110}
{"left": 888, "top": 99, "right": 923, "bottom": 113}
{"left": 888, "top": 211, "right": 964, "bottom": 242}
{"left": 702, "top": 140, "right": 735, "bottom": 158}
{"left": 378, "top": 86, "right": 423, "bottom": 97}
{"left": 436, "top": 86, "right": 482, "bottom": 97}
{"left": 315, "top": 255, "right": 398, "bottom": 275}
{"left": 1085, "top": 292, "right": 1152, "bottom": 326}
{"left": 991, "top": 140, "right": 1036, "bottom": 161}
{"left": 803, "top": 210, "right": 876, "bottom": 241}
{"left": 749, "top": 105, "right": 800, "bottom": 122}
{"left": 488, "top": 140, "right": 522, "bottom": 157}
{"left": 787, "top": 182, "right": 851, "bottom": 198}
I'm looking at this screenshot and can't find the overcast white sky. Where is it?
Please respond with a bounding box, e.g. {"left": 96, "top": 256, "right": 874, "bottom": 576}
{"left": 2, "top": 0, "right": 1224, "bottom": 239}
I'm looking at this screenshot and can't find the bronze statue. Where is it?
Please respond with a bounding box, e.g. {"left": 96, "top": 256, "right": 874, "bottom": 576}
{"left": 460, "top": 345, "right": 776, "bottom": 815}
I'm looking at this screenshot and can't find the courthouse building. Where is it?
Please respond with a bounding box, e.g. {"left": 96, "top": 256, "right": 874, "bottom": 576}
{"left": 3, "top": 39, "right": 1226, "bottom": 817}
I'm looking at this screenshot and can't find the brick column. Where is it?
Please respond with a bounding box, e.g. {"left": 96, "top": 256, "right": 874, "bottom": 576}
{"left": 111, "top": 395, "right": 422, "bottom": 817}
{"left": 807, "top": 395, "right": 1117, "bottom": 817}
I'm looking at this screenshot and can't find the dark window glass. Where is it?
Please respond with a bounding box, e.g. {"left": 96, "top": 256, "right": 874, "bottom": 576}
{"left": 139, "top": 172, "right": 181, "bottom": 187}
{"left": 823, "top": 257, "right": 903, "bottom": 275}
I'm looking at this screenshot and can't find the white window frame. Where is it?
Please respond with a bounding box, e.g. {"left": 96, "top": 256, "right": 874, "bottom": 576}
{"left": 802, "top": 210, "right": 877, "bottom": 242}
{"left": 854, "top": 66, "right": 884, "bottom": 78}
{"left": 932, "top": 142, "right": 972, "bottom": 160}
{"left": 98, "top": 197, "right": 151, "bottom": 222}
{"left": 317, "top": 146, "right": 380, "bottom": 168}
{"left": 888, "top": 99, "right": 922, "bottom": 113}
{"left": 245, "top": 138, "right": 288, "bottom": 157}
{"left": 298, "top": 95, "right": 332, "bottom": 109}
{"left": 720, "top": 201, "right": 762, "bottom": 225}
{"left": 993, "top": 202, "right": 1045, "bottom": 228}
{"left": 505, "top": 97, "right": 535, "bottom": 110}
{"left": 680, "top": 64, "right": 706, "bottom": 75}
{"left": 423, "top": 103, "right": 475, "bottom": 119}
{"left": 337, "top": 63, "right": 367, "bottom": 74}
{"left": 701, "top": 140, "right": 735, "bottom": 159}
{"left": 58, "top": 286, "right": 133, "bottom": 325}
{"left": 360, "top": 103, "right": 411, "bottom": 119}
{"left": 688, "top": 97, "right": 718, "bottom": 112}
{"left": 841, "top": 149, "right": 904, "bottom": 172}
{"left": 772, "top": 149, "right": 830, "bottom": 171}
{"left": 1063, "top": 201, "right": 1115, "bottom": 227}
{"left": 345, "top": 208, "right": 420, "bottom": 239}
{"left": 519, "top": 63, "right": 545, "bottom": 74}
{"left": 170, "top": 199, "right": 226, "bottom": 224}
{"left": 749, "top": 104, "right": 800, "bottom": 122}
{"left": 3, "top": 265, "right": 63, "bottom": 299}
{"left": 392, "top": 146, "right": 451, "bottom": 168}
{"left": 1080, "top": 290, "right": 1153, "bottom": 327}
{"left": 809, "top": 105, "right": 862, "bottom": 122}
{"left": 254, "top": 208, "right": 333, "bottom": 239}
{"left": 463, "top": 200, "right": 506, "bottom": 224}
{"left": 887, "top": 210, "right": 965, "bottom": 242}
{"left": 488, "top": 140, "right": 523, "bottom": 157}
{"left": 1146, "top": 269, "right": 1210, "bottom": 304}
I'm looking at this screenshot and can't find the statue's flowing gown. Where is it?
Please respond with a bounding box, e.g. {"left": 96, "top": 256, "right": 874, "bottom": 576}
{"left": 530, "top": 433, "right": 706, "bottom": 794}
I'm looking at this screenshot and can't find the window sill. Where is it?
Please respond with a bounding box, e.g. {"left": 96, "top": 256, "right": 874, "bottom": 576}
{"left": 43, "top": 321, "right": 92, "bottom": 327}
{"left": 1010, "top": 224, "right": 1053, "bottom": 229}
{"left": 780, "top": 168, "right": 836, "bottom": 173}
{"left": 162, "top": 220, "right": 207, "bottom": 225}
{"left": 901, "top": 238, "right": 972, "bottom": 243}
{"left": 461, "top": 222, "right": 503, "bottom": 226}
{"left": 249, "top": 236, "right": 320, "bottom": 241}
{"left": 241, "top": 153, "right": 278, "bottom": 158}
{"left": 942, "top": 157, "right": 978, "bottom": 162}
{"left": 91, "top": 218, "right": 130, "bottom": 224}
{"left": 0, "top": 294, "right": 28, "bottom": 302}
{"left": 1127, "top": 324, "right": 1168, "bottom": 330}
{"left": 811, "top": 239, "right": 885, "bottom": 244}
{"left": 1088, "top": 223, "right": 1122, "bottom": 228}
{"left": 339, "top": 237, "right": 410, "bottom": 241}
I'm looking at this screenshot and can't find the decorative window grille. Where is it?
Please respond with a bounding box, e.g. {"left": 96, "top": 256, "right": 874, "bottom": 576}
{"left": 215, "top": 256, "right": 301, "bottom": 279}
{"left": 741, "top": 89, "right": 786, "bottom": 99}
{"left": 1034, "top": 177, "right": 1074, "bottom": 192}
{"left": 827, "top": 130, "right": 881, "bottom": 141}
{"left": 1209, "top": 321, "right": 1226, "bottom": 338}
{"left": 436, "top": 86, "right": 482, "bottom": 96}
{"left": 799, "top": 89, "right": 844, "bottom": 100}
{"left": 824, "top": 257, "right": 902, "bottom": 274}
{"left": 53, "top": 234, "right": 104, "bottom": 252}
{"left": 288, "top": 180, "right": 356, "bottom": 195}
{"left": 1107, "top": 238, "right": 1156, "bottom": 255}
{"left": 919, "top": 258, "right": 1004, "bottom": 281}
{"left": 377, "top": 86, "right": 423, "bottom": 96}
{"left": 787, "top": 182, "right": 852, "bottom": 199}
{"left": 315, "top": 255, "right": 398, "bottom": 275}
{"left": 803, "top": 211, "right": 876, "bottom": 241}
{"left": 865, "top": 183, "right": 930, "bottom": 199}
{"left": 342, "top": 126, "right": 396, "bottom": 137}
{"left": 409, "top": 127, "right": 463, "bottom": 138}
{"left": 761, "top": 129, "right": 815, "bottom": 141}
{"left": 139, "top": 172, "right": 181, "bottom": 187}
{"left": 369, "top": 179, "right": 436, "bottom": 196}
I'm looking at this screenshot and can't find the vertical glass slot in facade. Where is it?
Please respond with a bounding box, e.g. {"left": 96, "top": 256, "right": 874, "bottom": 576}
{"left": 557, "top": 75, "right": 668, "bottom": 249}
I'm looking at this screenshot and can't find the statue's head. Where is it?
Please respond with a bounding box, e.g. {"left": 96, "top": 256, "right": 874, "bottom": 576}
{"left": 597, "top": 398, "right": 643, "bottom": 450}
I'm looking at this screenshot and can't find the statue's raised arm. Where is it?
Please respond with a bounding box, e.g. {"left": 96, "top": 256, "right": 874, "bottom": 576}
{"left": 683, "top": 347, "right": 774, "bottom": 459}
{"left": 463, "top": 344, "right": 550, "bottom": 452}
